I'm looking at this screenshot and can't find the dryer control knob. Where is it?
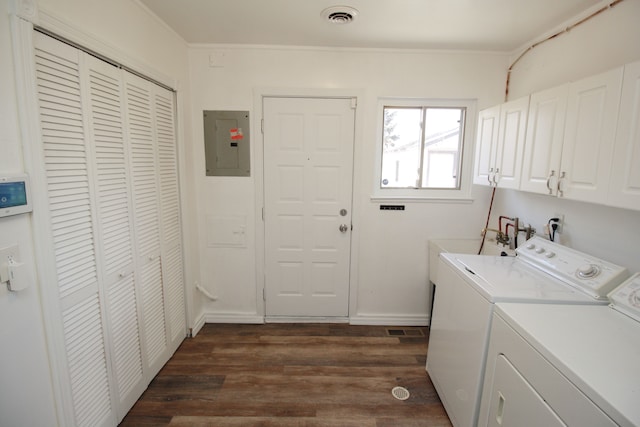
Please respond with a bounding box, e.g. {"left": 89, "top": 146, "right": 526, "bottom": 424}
{"left": 545, "top": 251, "right": 556, "bottom": 258}
{"left": 535, "top": 247, "right": 545, "bottom": 254}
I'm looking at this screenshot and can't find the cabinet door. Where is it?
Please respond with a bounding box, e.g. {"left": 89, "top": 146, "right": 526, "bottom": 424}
{"left": 494, "top": 96, "right": 529, "bottom": 189}
{"left": 560, "top": 67, "right": 623, "bottom": 203}
{"left": 473, "top": 104, "right": 501, "bottom": 186}
{"left": 520, "top": 85, "right": 568, "bottom": 195}
{"left": 608, "top": 60, "right": 640, "bottom": 211}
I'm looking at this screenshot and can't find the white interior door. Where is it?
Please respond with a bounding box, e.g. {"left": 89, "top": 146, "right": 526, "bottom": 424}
{"left": 263, "top": 97, "right": 355, "bottom": 318}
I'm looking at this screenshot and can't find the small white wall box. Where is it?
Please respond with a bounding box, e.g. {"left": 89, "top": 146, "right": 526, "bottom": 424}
{"left": 0, "top": 174, "right": 32, "bottom": 217}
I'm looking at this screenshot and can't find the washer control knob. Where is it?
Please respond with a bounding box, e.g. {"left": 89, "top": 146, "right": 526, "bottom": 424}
{"left": 545, "top": 251, "right": 556, "bottom": 258}
{"left": 526, "top": 243, "right": 535, "bottom": 250}
{"left": 535, "top": 247, "right": 545, "bottom": 254}
{"left": 577, "top": 264, "right": 599, "bottom": 278}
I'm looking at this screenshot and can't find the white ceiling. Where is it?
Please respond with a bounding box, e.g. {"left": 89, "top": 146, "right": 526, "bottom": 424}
{"left": 139, "top": 0, "right": 605, "bottom": 51}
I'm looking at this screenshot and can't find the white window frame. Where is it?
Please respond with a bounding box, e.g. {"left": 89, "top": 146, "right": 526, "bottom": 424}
{"left": 372, "top": 98, "right": 477, "bottom": 202}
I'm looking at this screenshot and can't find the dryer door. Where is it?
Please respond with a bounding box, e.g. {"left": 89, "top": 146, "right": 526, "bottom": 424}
{"left": 486, "top": 355, "right": 565, "bottom": 427}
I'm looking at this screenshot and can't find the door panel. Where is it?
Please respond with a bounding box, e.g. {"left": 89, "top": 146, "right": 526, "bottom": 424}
{"left": 560, "top": 67, "right": 623, "bottom": 202}
{"left": 608, "top": 59, "right": 640, "bottom": 210}
{"left": 263, "top": 97, "right": 355, "bottom": 318}
{"left": 520, "top": 85, "right": 568, "bottom": 195}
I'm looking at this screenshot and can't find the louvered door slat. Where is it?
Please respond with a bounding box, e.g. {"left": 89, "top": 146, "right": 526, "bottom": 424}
{"left": 106, "top": 273, "right": 142, "bottom": 402}
{"left": 164, "top": 244, "right": 185, "bottom": 341}
{"left": 139, "top": 257, "right": 166, "bottom": 368}
{"left": 61, "top": 295, "right": 111, "bottom": 427}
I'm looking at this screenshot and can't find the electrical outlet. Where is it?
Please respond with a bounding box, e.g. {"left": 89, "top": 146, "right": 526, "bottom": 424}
{"left": 553, "top": 214, "right": 564, "bottom": 234}
{"left": 0, "top": 245, "right": 19, "bottom": 283}
{"left": 0, "top": 245, "right": 19, "bottom": 264}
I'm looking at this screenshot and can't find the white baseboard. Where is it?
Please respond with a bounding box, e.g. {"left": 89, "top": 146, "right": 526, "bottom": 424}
{"left": 349, "top": 315, "right": 429, "bottom": 326}
{"left": 265, "top": 316, "right": 349, "bottom": 323}
{"left": 190, "top": 312, "right": 207, "bottom": 337}
{"left": 203, "top": 312, "right": 265, "bottom": 325}
{"left": 194, "top": 311, "right": 429, "bottom": 329}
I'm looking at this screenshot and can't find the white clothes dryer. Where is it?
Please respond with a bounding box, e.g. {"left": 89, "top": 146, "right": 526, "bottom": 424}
{"left": 426, "top": 236, "right": 629, "bottom": 427}
{"left": 478, "top": 273, "right": 640, "bottom": 427}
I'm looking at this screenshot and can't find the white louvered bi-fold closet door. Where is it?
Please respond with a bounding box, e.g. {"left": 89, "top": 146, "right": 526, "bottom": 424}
{"left": 34, "top": 33, "right": 116, "bottom": 427}
{"left": 33, "top": 31, "right": 186, "bottom": 426}
{"left": 123, "top": 73, "right": 185, "bottom": 377}
{"left": 83, "top": 55, "right": 146, "bottom": 416}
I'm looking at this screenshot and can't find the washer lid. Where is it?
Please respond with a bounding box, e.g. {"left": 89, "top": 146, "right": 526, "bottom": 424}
{"left": 441, "top": 253, "right": 602, "bottom": 304}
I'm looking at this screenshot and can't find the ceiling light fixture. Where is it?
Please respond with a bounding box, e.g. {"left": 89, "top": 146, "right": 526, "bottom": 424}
{"left": 321, "top": 6, "right": 359, "bottom": 24}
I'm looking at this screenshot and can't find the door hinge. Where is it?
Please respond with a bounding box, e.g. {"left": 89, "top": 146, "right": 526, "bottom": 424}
{"left": 262, "top": 287, "right": 266, "bottom": 301}
{"left": 351, "top": 98, "right": 357, "bottom": 109}
{"left": 261, "top": 118, "right": 264, "bottom": 134}
{"left": 262, "top": 207, "right": 265, "bottom": 221}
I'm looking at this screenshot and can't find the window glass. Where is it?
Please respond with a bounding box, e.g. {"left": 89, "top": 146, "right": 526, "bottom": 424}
{"left": 381, "top": 106, "right": 465, "bottom": 190}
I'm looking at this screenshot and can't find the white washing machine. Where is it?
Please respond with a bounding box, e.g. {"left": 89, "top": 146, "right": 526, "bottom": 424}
{"left": 479, "top": 273, "right": 640, "bottom": 427}
{"left": 426, "top": 236, "right": 629, "bottom": 427}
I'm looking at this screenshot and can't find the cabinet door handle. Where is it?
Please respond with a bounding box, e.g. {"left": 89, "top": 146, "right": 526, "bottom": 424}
{"left": 492, "top": 168, "right": 500, "bottom": 186}
{"left": 546, "top": 170, "right": 555, "bottom": 195}
{"left": 557, "top": 171, "right": 566, "bottom": 197}
{"left": 487, "top": 167, "right": 494, "bottom": 185}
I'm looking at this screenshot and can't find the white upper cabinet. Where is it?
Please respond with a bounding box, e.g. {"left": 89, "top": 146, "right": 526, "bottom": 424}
{"left": 608, "top": 60, "right": 640, "bottom": 211}
{"left": 520, "top": 84, "right": 568, "bottom": 195}
{"left": 474, "top": 96, "right": 529, "bottom": 189}
{"left": 559, "top": 67, "right": 623, "bottom": 203}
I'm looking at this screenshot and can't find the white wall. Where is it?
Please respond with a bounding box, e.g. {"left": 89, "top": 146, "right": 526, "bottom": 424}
{"left": 0, "top": 0, "right": 195, "bottom": 425}
{"left": 189, "top": 46, "right": 508, "bottom": 323}
{"left": 490, "top": 0, "right": 640, "bottom": 272}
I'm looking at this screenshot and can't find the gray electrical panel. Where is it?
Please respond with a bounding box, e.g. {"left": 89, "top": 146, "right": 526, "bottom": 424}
{"left": 203, "top": 110, "right": 250, "bottom": 176}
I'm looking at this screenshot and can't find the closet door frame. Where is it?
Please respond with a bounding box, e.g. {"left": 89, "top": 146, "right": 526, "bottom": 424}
{"left": 9, "top": 11, "right": 190, "bottom": 427}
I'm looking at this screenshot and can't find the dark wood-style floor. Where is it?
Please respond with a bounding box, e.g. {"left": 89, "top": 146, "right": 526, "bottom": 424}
{"left": 120, "top": 323, "right": 452, "bottom": 427}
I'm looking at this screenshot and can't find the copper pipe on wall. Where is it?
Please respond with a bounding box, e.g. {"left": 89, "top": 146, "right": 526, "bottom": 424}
{"left": 504, "top": 0, "right": 625, "bottom": 101}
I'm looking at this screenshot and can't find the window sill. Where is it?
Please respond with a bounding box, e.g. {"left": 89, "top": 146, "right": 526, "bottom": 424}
{"left": 370, "top": 195, "right": 474, "bottom": 204}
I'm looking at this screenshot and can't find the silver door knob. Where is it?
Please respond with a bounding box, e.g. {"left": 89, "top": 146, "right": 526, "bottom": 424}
{"left": 339, "top": 224, "right": 349, "bottom": 233}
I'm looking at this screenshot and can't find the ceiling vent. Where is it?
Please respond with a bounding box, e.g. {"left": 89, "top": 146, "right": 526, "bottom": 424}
{"left": 321, "top": 6, "right": 359, "bottom": 24}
